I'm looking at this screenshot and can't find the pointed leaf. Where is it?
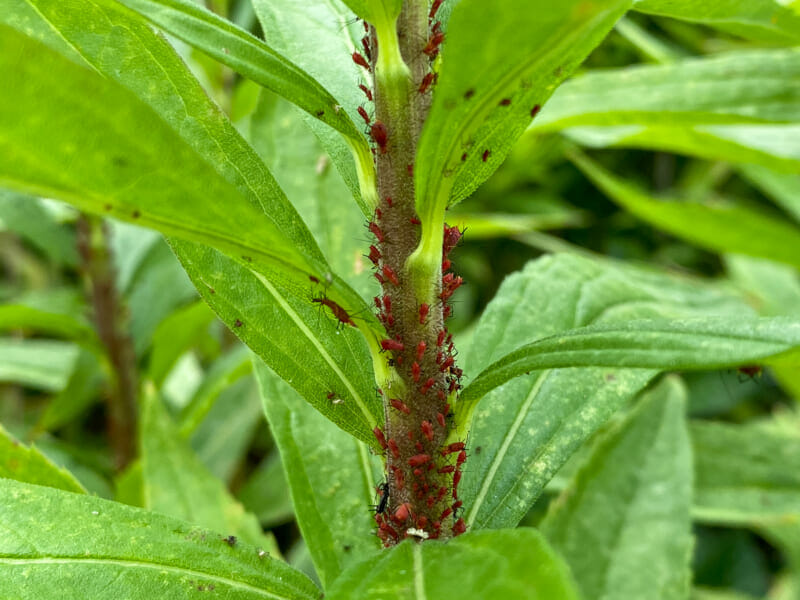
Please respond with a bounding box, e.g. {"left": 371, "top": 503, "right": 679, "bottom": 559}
{"left": 255, "top": 360, "right": 381, "bottom": 589}
{"left": 0, "top": 425, "right": 85, "bottom": 494}
{"left": 691, "top": 418, "right": 800, "bottom": 526}
{"left": 113, "top": 0, "right": 367, "bottom": 147}
{"left": 533, "top": 49, "right": 800, "bottom": 132}
{"left": 462, "top": 316, "right": 800, "bottom": 408}
{"left": 632, "top": 0, "right": 800, "bottom": 44}
{"left": 415, "top": 0, "right": 632, "bottom": 231}
{"left": 325, "top": 529, "right": 580, "bottom": 600}
{"left": 0, "top": 479, "right": 320, "bottom": 599}
{"left": 140, "top": 392, "right": 277, "bottom": 552}
{"left": 570, "top": 150, "right": 800, "bottom": 269}
{"left": 541, "top": 377, "right": 692, "bottom": 600}
{"left": 458, "top": 253, "right": 752, "bottom": 530}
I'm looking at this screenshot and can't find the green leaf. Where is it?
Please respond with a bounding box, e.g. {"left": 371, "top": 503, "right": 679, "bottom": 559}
{"left": 691, "top": 418, "right": 800, "bottom": 526}
{"left": 147, "top": 300, "right": 216, "bottom": 386}
{"left": 0, "top": 338, "right": 78, "bottom": 392}
{"left": 325, "top": 529, "right": 580, "bottom": 600}
{"left": 0, "top": 479, "right": 320, "bottom": 599}
{"left": 533, "top": 49, "right": 800, "bottom": 132}
{"left": 563, "top": 123, "right": 800, "bottom": 173}
{"left": 457, "top": 253, "right": 752, "bottom": 530}
{"left": 140, "top": 391, "right": 277, "bottom": 553}
{"left": 541, "top": 376, "right": 692, "bottom": 600}
{"left": 179, "top": 344, "right": 253, "bottom": 435}
{"left": 415, "top": 0, "right": 631, "bottom": 238}
{"left": 569, "top": 150, "right": 800, "bottom": 269}
{"left": 461, "top": 316, "right": 800, "bottom": 408}
{"left": 250, "top": 1, "right": 376, "bottom": 215}
{"left": 112, "top": 0, "right": 368, "bottom": 148}
{"left": 175, "top": 242, "right": 382, "bottom": 445}
{"left": 0, "top": 299, "right": 98, "bottom": 348}
{"left": 632, "top": 0, "right": 800, "bottom": 44}
{"left": 189, "top": 377, "right": 264, "bottom": 484}
{"left": 337, "top": 0, "right": 401, "bottom": 24}
{"left": 0, "top": 425, "right": 86, "bottom": 493}
{"left": 0, "top": 190, "right": 78, "bottom": 266}
{"left": 239, "top": 453, "right": 295, "bottom": 529}
{"left": 738, "top": 164, "right": 800, "bottom": 224}
{"left": 255, "top": 360, "right": 381, "bottom": 589}
{"left": 37, "top": 349, "right": 105, "bottom": 431}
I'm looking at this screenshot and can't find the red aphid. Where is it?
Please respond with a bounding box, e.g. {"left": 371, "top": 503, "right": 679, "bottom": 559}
{"left": 394, "top": 468, "right": 405, "bottom": 490}
{"left": 373, "top": 296, "right": 382, "bottom": 310}
{"left": 421, "top": 378, "right": 435, "bottom": 394}
{"left": 429, "top": 0, "right": 444, "bottom": 20}
{"left": 368, "top": 221, "right": 384, "bottom": 242}
{"left": 443, "top": 305, "right": 452, "bottom": 319}
{"left": 436, "top": 412, "right": 446, "bottom": 428}
{"left": 408, "top": 454, "right": 431, "bottom": 467}
{"left": 382, "top": 265, "right": 400, "bottom": 285}
{"left": 421, "top": 420, "right": 434, "bottom": 442}
{"left": 419, "top": 72, "right": 435, "bottom": 94}
{"left": 416, "top": 341, "right": 427, "bottom": 360}
{"left": 442, "top": 258, "right": 451, "bottom": 271}
{"left": 443, "top": 225, "right": 462, "bottom": 255}
{"left": 312, "top": 297, "right": 356, "bottom": 327}
{"left": 361, "top": 36, "right": 372, "bottom": 62}
{"left": 413, "top": 468, "right": 423, "bottom": 477}
{"left": 437, "top": 330, "right": 446, "bottom": 347}
{"left": 417, "top": 516, "right": 429, "bottom": 529}
{"left": 481, "top": 149, "right": 490, "bottom": 162}
{"left": 456, "top": 450, "right": 467, "bottom": 468}
{"left": 359, "top": 83, "right": 373, "bottom": 101}
{"left": 452, "top": 518, "right": 466, "bottom": 535}
{"left": 373, "top": 426, "right": 387, "bottom": 450}
{"left": 368, "top": 245, "right": 381, "bottom": 265}
{"left": 393, "top": 502, "right": 412, "bottom": 523}
{"left": 410, "top": 217, "right": 422, "bottom": 225}
{"left": 390, "top": 398, "right": 411, "bottom": 414}
{"left": 453, "top": 470, "right": 462, "bottom": 490}
{"left": 374, "top": 272, "right": 385, "bottom": 285}
{"left": 388, "top": 438, "right": 400, "bottom": 459}
{"left": 381, "top": 338, "right": 405, "bottom": 352}
{"left": 357, "top": 106, "right": 371, "bottom": 125}
{"left": 440, "top": 507, "right": 453, "bottom": 521}
{"left": 530, "top": 104, "right": 541, "bottom": 118}
{"left": 370, "top": 121, "right": 389, "bottom": 153}
{"left": 412, "top": 361, "right": 421, "bottom": 382}
{"left": 439, "top": 356, "right": 455, "bottom": 372}
{"left": 352, "top": 51, "right": 370, "bottom": 71}
{"left": 423, "top": 31, "right": 445, "bottom": 58}
{"left": 438, "top": 465, "right": 455, "bottom": 474}
{"left": 419, "top": 303, "right": 430, "bottom": 324}
{"left": 442, "top": 442, "right": 465, "bottom": 455}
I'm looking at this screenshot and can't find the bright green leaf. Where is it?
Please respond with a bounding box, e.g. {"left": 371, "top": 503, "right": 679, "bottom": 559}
{"left": 239, "top": 452, "right": 295, "bottom": 529}
{"left": 325, "top": 529, "right": 580, "bottom": 600}
{"left": 691, "top": 418, "right": 800, "bottom": 526}
{"left": 0, "top": 479, "right": 320, "bottom": 599}
{"left": 255, "top": 360, "right": 381, "bottom": 589}
{"left": 37, "top": 349, "right": 105, "bottom": 431}
{"left": 113, "top": 0, "right": 368, "bottom": 147}
{"left": 0, "top": 338, "right": 78, "bottom": 392}
{"left": 415, "top": 0, "right": 631, "bottom": 251}
{"left": 461, "top": 316, "right": 800, "bottom": 408}
{"left": 632, "top": 0, "right": 800, "bottom": 44}
{"left": 175, "top": 242, "right": 382, "bottom": 444}
{"left": 541, "top": 376, "right": 692, "bottom": 600}
{"left": 140, "top": 391, "right": 278, "bottom": 553}
{"left": 0, "top": 425, "right": 86, "bottom": 494}
{"left": 739, "top": 164, "right": 800, "bottom": 224}
{"left": 570, "top": 150, "right": 800, "bottom": 269}
{"left": 458, "top": 253, "right": 752, "bottom": 530}
{"left": 533, "top": 49, "right": 800, "bottom": 132}
{"left": 0, "top": 190, "right": 77, "bottom": 266}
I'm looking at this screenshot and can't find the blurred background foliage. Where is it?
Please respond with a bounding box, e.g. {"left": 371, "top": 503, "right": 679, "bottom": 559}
{"left": 1, "top": 1, "right": 799, "bottom": 596}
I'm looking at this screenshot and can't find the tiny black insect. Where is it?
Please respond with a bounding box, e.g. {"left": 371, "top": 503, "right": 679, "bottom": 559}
{"left": 371, "top": 481, "right": 390, "bottom": 515}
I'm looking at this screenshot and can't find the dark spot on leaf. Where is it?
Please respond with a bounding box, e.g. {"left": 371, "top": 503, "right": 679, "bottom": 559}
{"left": 316, "top": 110, "right": 325, "bottom": 117}
{"left": 234, "top": 319, "right": 243, "bottom": 328}
{"left": 343, "top": 544, "right": 352, "bottom": 552}
{"left": 131, "top": 210, "right": 141, "bottom": 219}
{"left": 208, "top": 287, "right": 215, "bottom": 294}
{"left": 223, "top": 535, "right": 237, "bottom": 546}
{"left": 605, "top": 373, "right": 616, "bottom": 382}
{"left": 464, "top": 88, "right": 475, "bottom": 99}
{"left": 475, "top": 446, "right": 482, "bottom": 455}
{"left": 460, "top": 153, "right": 467, "bottom": 162}
{"left": 481, "top": 150, "right": 490, "bottom": 162}
{"left": 499, "top": 98, "right": 511, "bottom": 106}
{"left": 112, "top": 156, "right": 128, "bottom": 167}
{"left": 530, "top": 104, "right": 541, "bottom": 118}
{"left": 104, "top": 203, "right": 113, "bottom": 211}
{"left": 242, "top": 255, "right": 252, "bottom": 262}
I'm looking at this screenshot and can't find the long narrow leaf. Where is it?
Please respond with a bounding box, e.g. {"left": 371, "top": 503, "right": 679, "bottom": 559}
{"left": 0, "top": 479, "right": 320, "bottom": 599}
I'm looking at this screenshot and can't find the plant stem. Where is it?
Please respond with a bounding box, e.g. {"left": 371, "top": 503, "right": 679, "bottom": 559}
{"left": 368, "top": 0, "right": 466, "bottom": 544}
{"left": 76, "top": 215, "right": 138, "bottom": 470}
